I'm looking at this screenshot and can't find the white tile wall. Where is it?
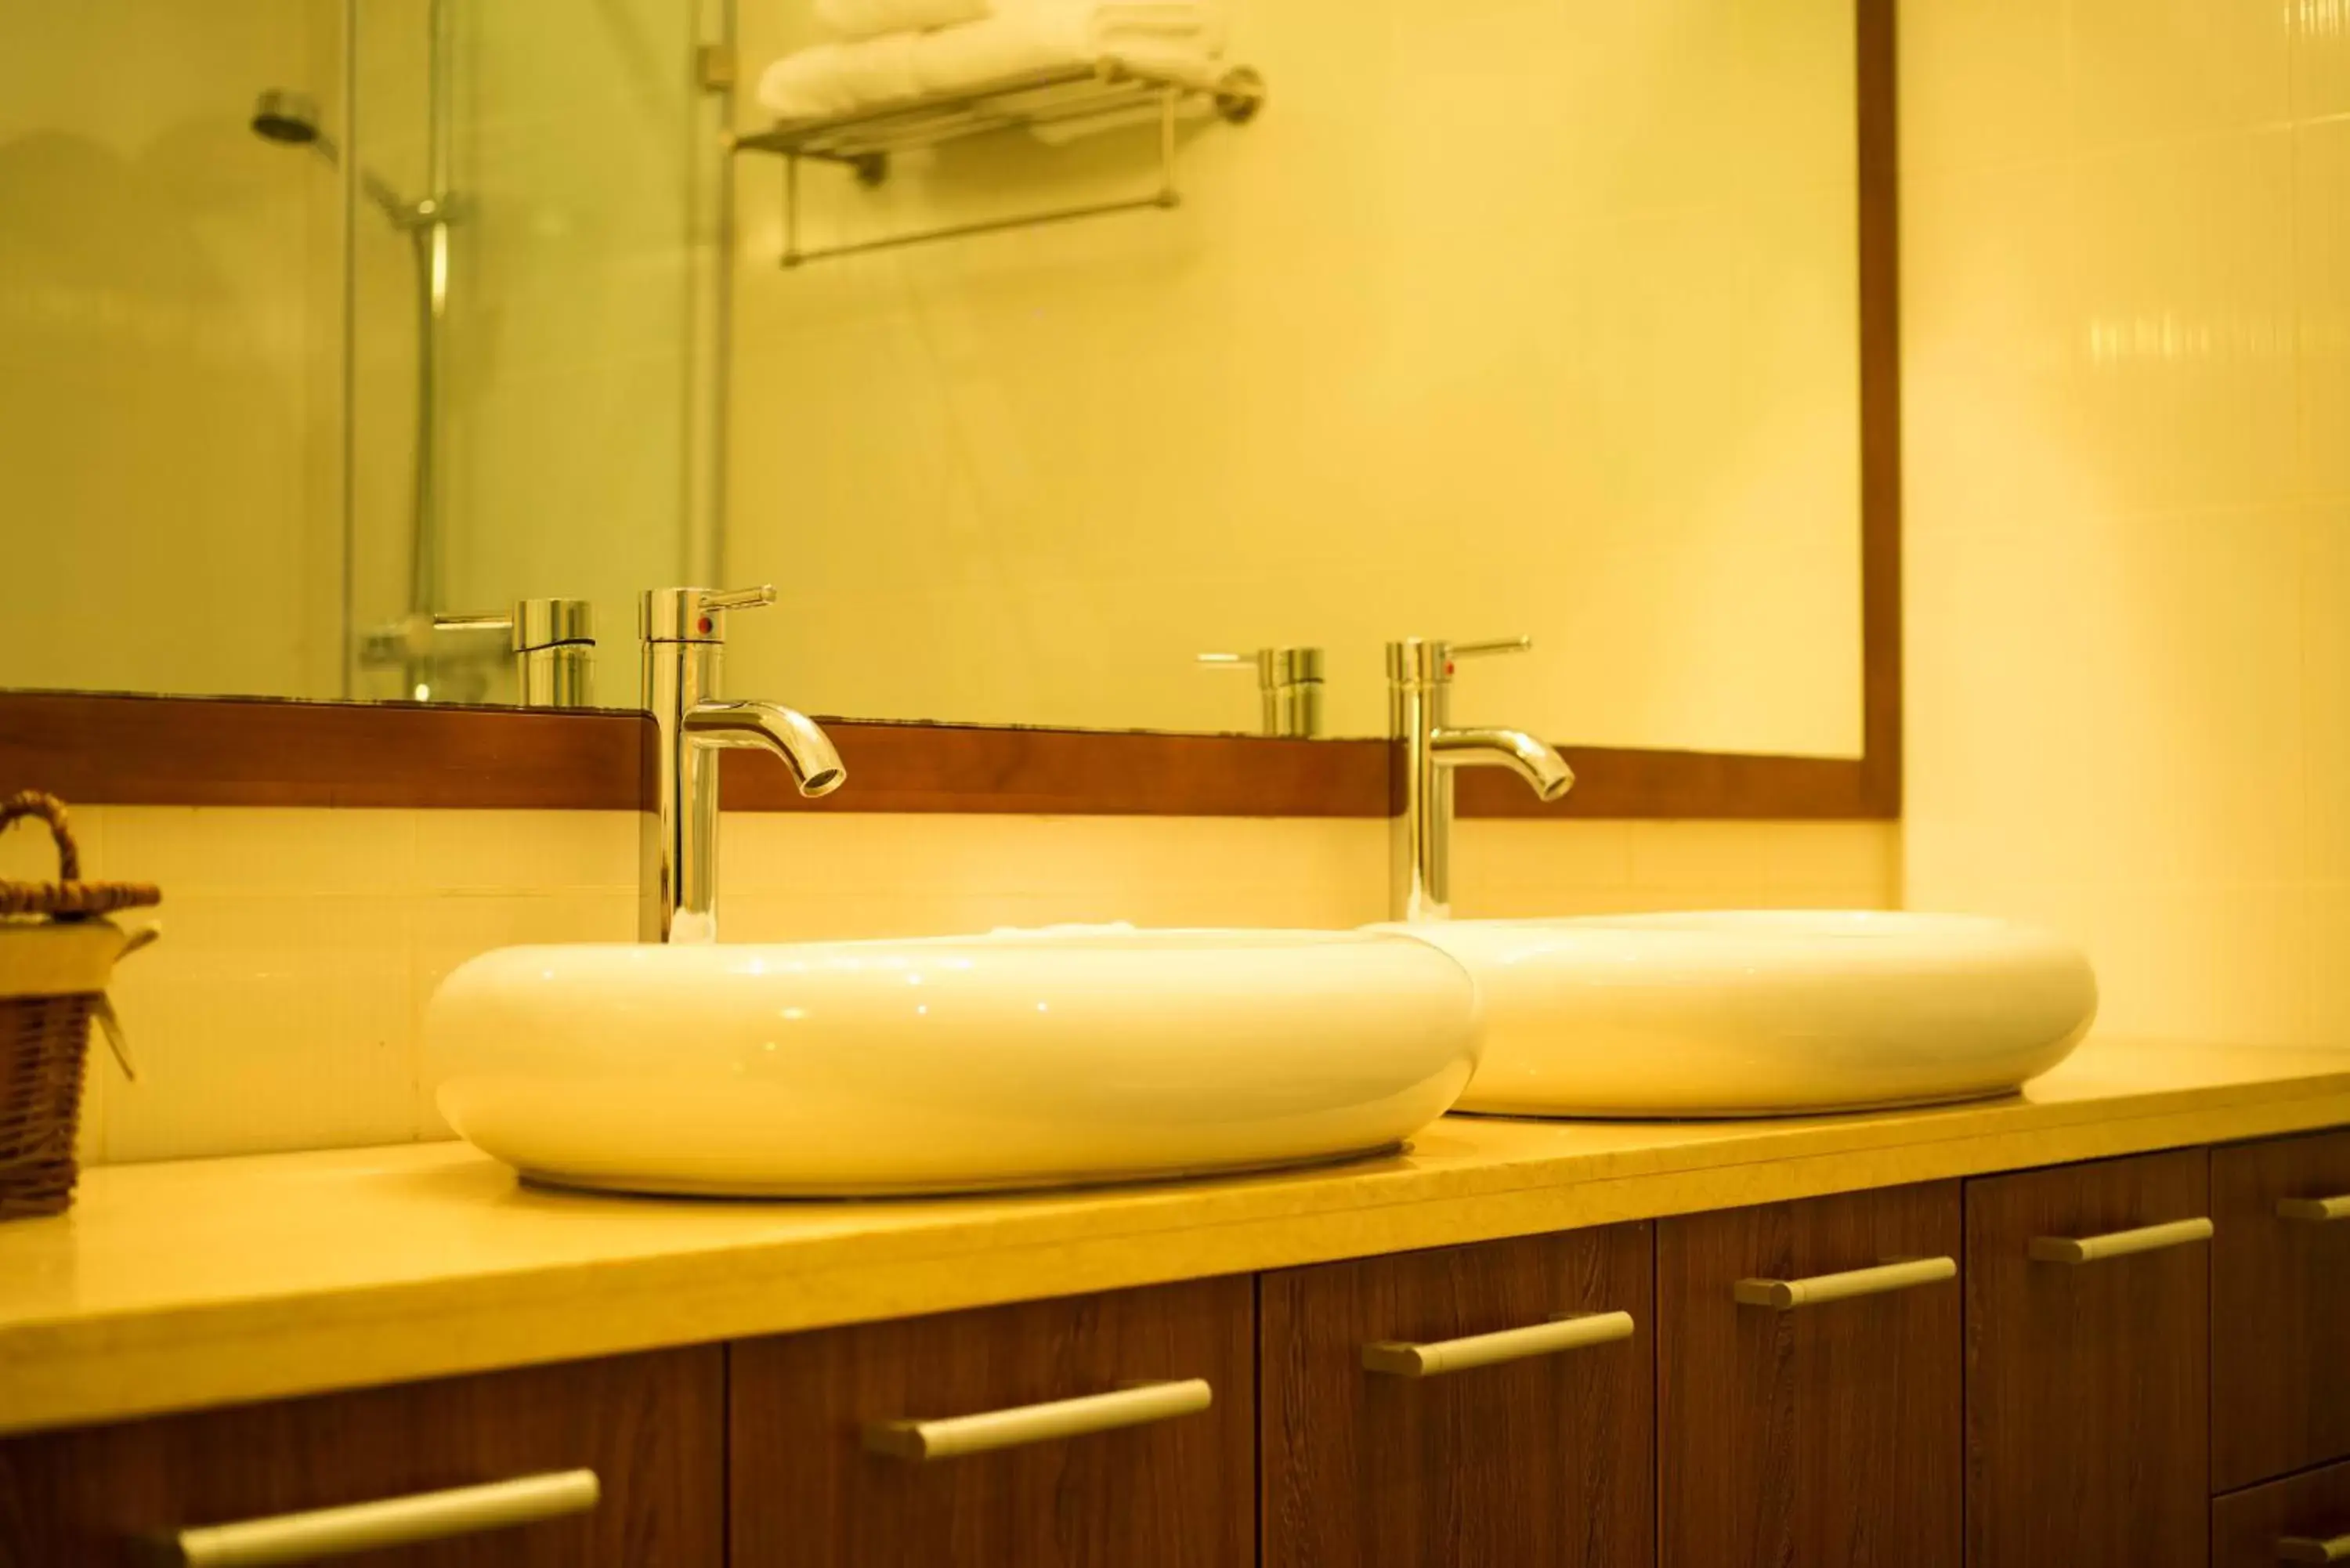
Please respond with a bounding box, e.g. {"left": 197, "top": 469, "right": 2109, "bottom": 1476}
{"left": 1901, "top": 0, "right": 2350, "bottom": 1047}
{"left": 5, "top": 806, "right": 639, "bottom": 1165}
{"left": 4, "top": 805, "right": 1896, "bottom": 1165}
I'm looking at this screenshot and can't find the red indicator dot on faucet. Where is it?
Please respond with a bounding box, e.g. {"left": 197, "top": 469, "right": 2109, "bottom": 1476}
{"left": 698, "top": 615, "right": 714, "bottom": 634}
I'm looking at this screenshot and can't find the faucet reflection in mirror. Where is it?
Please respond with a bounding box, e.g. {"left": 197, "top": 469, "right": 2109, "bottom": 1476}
{"left": 1389, "top": 637, "right": 1574, "bottom": 923}
{"left": 642, "top": 587, "right": 846, "bottom": 944}
{"left": 356, "top": 599, "right": 598, "bottom": 708}
{"left": 1195, "top": 646, "right": 1325, "bottom": 738}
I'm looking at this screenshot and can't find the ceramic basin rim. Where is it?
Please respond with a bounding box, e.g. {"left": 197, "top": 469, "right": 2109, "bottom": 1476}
{"left": 425, "top": 927, "right": 1485, "bottom": 1197}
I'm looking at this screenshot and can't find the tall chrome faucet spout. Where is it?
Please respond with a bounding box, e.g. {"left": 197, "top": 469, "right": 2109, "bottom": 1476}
{"left": 684, "top": 701, "right": 846, "bottom": 797}
{"left": 1388, "top": 637, "right": 1576, "bottom": 923}
{"left": 642, "top": 588, "right": 846, "bottom": 944}
{"left": 1430, "top": 726, "right": 1575, "bottom": 800}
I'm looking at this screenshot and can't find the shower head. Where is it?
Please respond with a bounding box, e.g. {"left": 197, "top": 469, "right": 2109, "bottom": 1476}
{"left": 248, "top": 88, "right": 431, "bottom": 227}
{"left": 251, "top": 89, "right": 326, "bottom": 148}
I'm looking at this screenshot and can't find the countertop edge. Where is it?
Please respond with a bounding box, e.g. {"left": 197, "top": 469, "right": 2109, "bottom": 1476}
{"left": 4, "top": 1051, "right": 2346, "bottom": 1439}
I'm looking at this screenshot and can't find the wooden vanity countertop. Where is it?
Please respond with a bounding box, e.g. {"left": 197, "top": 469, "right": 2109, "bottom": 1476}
{"left": 3, "top": 1035, "right": 2346, "bottom": 1436}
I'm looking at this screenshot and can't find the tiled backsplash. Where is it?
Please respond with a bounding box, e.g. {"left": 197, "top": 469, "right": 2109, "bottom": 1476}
{"left": 0, "top": 807, "right": 1896, "bottom": 1166}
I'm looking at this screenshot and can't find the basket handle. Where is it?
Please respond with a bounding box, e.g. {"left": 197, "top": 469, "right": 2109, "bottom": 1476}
{"left": 0, "top": 791, "right": 79, "bottom": 882}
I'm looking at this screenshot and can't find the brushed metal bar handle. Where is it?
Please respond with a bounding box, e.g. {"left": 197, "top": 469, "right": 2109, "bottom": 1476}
{"left": 1361, "top": 1310, "right": 1634, "bottom": 1378}
{"left": 1732, "top": 1255, "right": 1957, "bottom": 1310}
{"left": 2028, "top": 1216, "right": 2214, "bottom": 1264}
{"left": 2278, "top": 1530, "right": 2350, "bottom": 1563}
{"left": 863, "top": 1378, "right": 1210, "bottom": 1461}
{"left": 2279, "top": 1195, "right": 2350, "bottom": 1223}
{"left": 151, "top": 1470, "right": 598, "bottom": 1567}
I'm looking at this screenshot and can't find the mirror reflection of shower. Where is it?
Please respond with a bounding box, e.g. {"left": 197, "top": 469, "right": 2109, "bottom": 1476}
{"left": 250, "top": 74, "right": 468, "bottom": 702}
{"left": 251, "top": 89, "right": 431, "bottom": 228}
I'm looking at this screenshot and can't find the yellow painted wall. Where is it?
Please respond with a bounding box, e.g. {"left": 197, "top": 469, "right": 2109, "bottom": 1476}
{"left": 0, "top": 2, "right": 344, "bottom": 699}
{"left": 0, "top": 806, "right": 1897, "bottom": 1165}
{"left": 725, "top": 0, "right": 1867, "bottom": 753}
{"left": 1901, "top": 0, "right": 2345, "bottom": 1044}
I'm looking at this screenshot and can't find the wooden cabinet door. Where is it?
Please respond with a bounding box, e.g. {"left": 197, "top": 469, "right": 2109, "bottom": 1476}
{"left": 1260, "top": 1224, "right": 1652, "bottom": 1568}
{"left": 0, "top": 1348, "right": 722, "bottom": 1568}
{"left": 1658, "top": 1181, "right": 1961, "bottom": 1568}
{"left": 729, "top": 1277, "right": 1253, "bottom": 1568}
{"left": 2213, "top": 1458, "right": 2350, "bottom": 1568}
{"left": 2212, "top": 1129, "right": 2350, "bottom": 1490}
{"left": 1965, "top": 1148, "right": 2212, "bottom": 1568}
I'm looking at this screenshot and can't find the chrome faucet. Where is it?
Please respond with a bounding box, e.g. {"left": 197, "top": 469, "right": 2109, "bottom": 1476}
{"left": 1388, "top": 637, "right": 1574, "bottom": 922}
{"left": 1196, "top": 645, "right": 1327, "bottom": 737}
{"left": 641, "top": 587, "right": 845, "bottom": 943}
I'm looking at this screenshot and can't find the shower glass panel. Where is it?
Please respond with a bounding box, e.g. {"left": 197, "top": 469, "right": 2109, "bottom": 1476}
{"left": 349, "top": 0, "right": 709, "bottom": 705}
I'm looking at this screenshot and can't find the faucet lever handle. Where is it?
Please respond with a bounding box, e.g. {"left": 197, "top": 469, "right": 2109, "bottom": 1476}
{"left": 696, "top": 585, "right": 777, "bottom": 614}
{"left": 1448, "top": 636, "right": 1533, "bottom": 660}
{"left": 1198, "top": 650, "right": 1282, "bottom": 683}
{"left": 642, "top": 585, "right": 776, "bottom": 644}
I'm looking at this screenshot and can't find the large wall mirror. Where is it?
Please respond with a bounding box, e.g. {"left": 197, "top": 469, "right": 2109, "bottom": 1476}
{"left": 0, "top": 2, "right": 717, "bottom": 707}
{"left": 2, "top": 0, "right": 1894, "bottom": 813}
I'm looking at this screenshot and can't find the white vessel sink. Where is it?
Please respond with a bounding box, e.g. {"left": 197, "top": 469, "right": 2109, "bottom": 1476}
{"left": 1389, "top": 911, "right": 2097, "bottom": 1118}
{"left": 425, "top": 928, "right": 1481, "bottom": 1197}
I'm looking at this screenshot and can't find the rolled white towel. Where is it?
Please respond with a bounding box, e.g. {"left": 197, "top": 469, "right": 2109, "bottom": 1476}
{"left": 814, "top": 0, "right": 992, "bottom": 41}
{"left": 758, "top": 0, "right": 1227, "bottom": 121}
{"left": 1029, "top": 0, "right": 1227, "bottom": 51}
{"left": 904, "top": 15, "right": 1068, "bottom": 89}
{"left": 1079, "top": 0, "right": 1227, "bottom": 40}
{"left": 757, "top": 30, "right": 923, "bottom": 119}
{"left": 907, "top": 0, "right": 1226, "bottom": 95}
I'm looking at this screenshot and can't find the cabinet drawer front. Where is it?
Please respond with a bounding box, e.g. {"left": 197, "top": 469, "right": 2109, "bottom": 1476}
{"left": 2214, "top": 1458, "right": 2350, "bottom": 1567}
{"left": 1965, "top": 1149, "right": 2211, "bottom": 1568}
{"left": 2213, "top": 1129, "right": 2350, "bottom": 1490}
{"left": 1260, "top": 1225, "right": 1652, "bottom": 1568}
{"left": 0, "top": 1349, "right": 722, "bottom": 1568}
{"left": 1658, "top": 1183, "right": 1961, "bottom": 1568}
{"left": 729, "top": 1277, "right": 1252, "bottom": 1568}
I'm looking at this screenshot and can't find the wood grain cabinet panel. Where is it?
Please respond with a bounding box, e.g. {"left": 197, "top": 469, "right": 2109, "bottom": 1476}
{"left": 728, "top": 1277, "right": 1253, "bottom": 1568}
{"left": 2213, "top": 1458, "right": 2350, "bottom": 1568}
{"left": 2212, "top": 1129, "right": 2350, "bottom": 1491}
{"left": 1260, "top": 1225, "right": 1653, "bottom": 1568}
{"left": 1965, "top": 1149, "right": 2211, "bottom": 1568}
{"left": 1657, "top": 1183, "right": 1961, "bottom": 1568}
{"left": 0, "top": 1348, "right": 723, "bottom": 1568}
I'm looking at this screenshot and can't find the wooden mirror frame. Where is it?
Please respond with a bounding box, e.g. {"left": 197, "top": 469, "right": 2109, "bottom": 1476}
{"left": 0, "top": 0, "right": 1896, "bottom": 822}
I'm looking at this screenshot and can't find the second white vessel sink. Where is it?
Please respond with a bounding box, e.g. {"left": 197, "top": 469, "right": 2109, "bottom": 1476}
{"left": 426, "top": 927, "right": 1481, "bottom": 1197}
{"left": 1390, "top": 911, "right": 2097, "bottom": 1118}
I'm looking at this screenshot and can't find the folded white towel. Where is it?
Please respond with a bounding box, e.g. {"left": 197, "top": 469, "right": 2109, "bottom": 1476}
{"left": 758, "top": 30, "right": 923, "bottom": 119}
{"left": 757, "top": 0, "right": 1225, "bottom": 121}
{"left": 814, "top": 0, "right": 992, "bottom": 42}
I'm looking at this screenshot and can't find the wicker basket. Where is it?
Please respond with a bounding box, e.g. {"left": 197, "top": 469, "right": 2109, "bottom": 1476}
{"left": 0, "top": 792, "right": 160, "bottom": 1219}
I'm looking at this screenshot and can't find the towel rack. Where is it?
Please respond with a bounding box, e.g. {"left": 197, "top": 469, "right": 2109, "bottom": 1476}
{"left": 729, "top": 60, "right": 1264, "bottom": 267}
